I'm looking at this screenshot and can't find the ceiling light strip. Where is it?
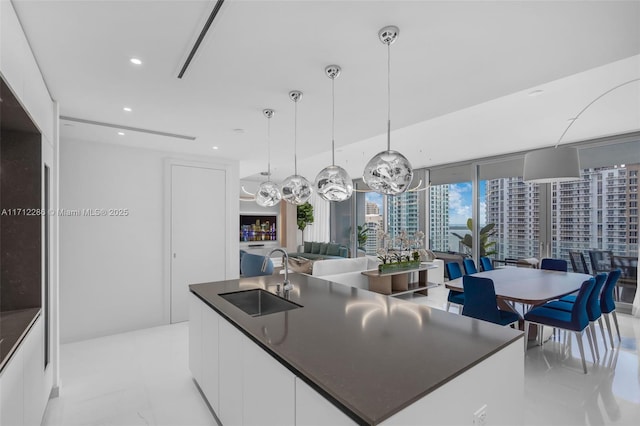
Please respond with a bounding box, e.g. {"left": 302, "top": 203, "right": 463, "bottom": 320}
{"left": 60, "top": 116, "right": 196, "bottom": 140}
{"left": 177, "top": 0, "right": 226, "bottom": 79}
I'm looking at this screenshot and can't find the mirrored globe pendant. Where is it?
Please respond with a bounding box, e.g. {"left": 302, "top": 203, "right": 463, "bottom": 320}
{"left": 255, "top": 109, "right": 282, "bottom": 207}
{"left": 363, "top": 150, "right": 413, "bottom": 195}
{"left": 362, "top": 25, "right": 413, "bottom": 196}
{"left": 255, "top": 180, "right": 281, "bottom": 207}
{"left": 282, "top": 90, "right": 312, "bottom": 205}
{"left": 316, "top": 165, "right": 353, "bottom": 202}
{"left": 315, "top": 65, "right": 353, "bottom": 202}
{"left": 281, "top": 174, "right": 312, "bottom": 204}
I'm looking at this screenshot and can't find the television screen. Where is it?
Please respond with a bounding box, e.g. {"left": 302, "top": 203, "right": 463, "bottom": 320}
{"left": 240, "top": 214, "right": 277, "bottom": 242}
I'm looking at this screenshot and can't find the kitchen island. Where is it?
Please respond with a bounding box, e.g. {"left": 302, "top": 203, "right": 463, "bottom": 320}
{"left": 190, "top": 273, "right": 523, "bottom": 425}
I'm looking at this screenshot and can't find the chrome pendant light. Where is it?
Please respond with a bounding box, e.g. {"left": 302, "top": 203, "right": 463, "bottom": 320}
{"left": 315, "top": 65, "right": 353, "bottom": 202}
{"left": 255, "top": 109, "right": 282, "bottom": 207}
{"left": 281, "top": 90, "right": 312, "bottom": 205}
{"left": 363, "top": 25, "right": 413, "bottom": 196}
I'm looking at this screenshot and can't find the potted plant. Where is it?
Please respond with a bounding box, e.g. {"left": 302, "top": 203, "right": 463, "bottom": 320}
{"left": 452, "top": 218, "right": 497, "bottom": 257}
{"left": 297, "top": 202, "right": 314, "bottom": 247}
{"left": 357, "top": 224, "right": 369, "bottom": 250}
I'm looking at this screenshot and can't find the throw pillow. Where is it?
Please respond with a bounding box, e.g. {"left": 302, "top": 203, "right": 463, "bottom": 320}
{"left": 303, "top": 241, "right": 312, "bottom": 253}
{"left": 319, "top": 243, "right": 329, "bottom": 255}
{"left": 326, "top": 243, "right": 340, "bottom": 256}
{"left": 311, "top": 242, "right": 321, "bottom": 254}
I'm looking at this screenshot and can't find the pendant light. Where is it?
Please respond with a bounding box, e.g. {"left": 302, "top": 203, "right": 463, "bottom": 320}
{"left": 314, "top": 65, "right": 353, "bottom": 202}
{"left": 281, "top": 90, "right": 312, "bottom": 205}
{"left": 523, "top": 78, "right": 640, "bottom": 183}
{"left": 363, "top": 25, "right": 413, "bottom": 195}
{"left": 255, "top": 109, "right": 282, "bottom": 207}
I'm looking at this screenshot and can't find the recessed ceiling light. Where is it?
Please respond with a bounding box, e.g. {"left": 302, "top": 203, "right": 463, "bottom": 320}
{"left": 123, "top": 107, "right": 132, "bottom": 112}
{"left": 528, "top": 89, "right": 544, "bottom": 97}
{"left": 118, "top": 132, "right": 125, "bottom": 136}
{"left": 130, "top": 58, "right": 142, "bottom": 65}
{"left": 212, "top": 146, "right": 219, "bottom": 150}
{"left": 63, "top": 123, "right": 74, "bottom": 127}
{"left": 233, "top": 128, "right": 245, "bottom": 134}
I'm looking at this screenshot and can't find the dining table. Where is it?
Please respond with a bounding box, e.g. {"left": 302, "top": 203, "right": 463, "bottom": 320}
{"left": 446, "top": 267, "right": 593, "bottom": 341}
{"left": 446, "top": 267, "right": 593, "bottom": 310}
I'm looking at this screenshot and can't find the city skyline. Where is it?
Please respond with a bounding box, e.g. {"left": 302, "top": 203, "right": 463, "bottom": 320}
{"left": 365, "top": 183, "right": 487, "bottom": 226}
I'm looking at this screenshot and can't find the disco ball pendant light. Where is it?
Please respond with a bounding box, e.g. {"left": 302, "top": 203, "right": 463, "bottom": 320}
{"left": 314, "top": 65, "right": 353, "bottom": 202}
{"left": 281, "top": 90, "right": 312, "bottom": 205}
{"left": 363, "top": 25, "right": 413, "bottom": 195}
{"left": 255, "top": 109, "right": 282, "bottom": 207}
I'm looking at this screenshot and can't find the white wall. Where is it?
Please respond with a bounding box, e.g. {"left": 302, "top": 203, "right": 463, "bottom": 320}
{"left": 1, "top": 0, "right": 59, "bottom": 396}
{"left": 59, "top": 139, "right": 239, "bottom": 342}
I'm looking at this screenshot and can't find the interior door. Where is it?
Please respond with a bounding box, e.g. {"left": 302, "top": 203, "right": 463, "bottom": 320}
{"left": 171, "top": 165, "right": 226, "bottom": 323}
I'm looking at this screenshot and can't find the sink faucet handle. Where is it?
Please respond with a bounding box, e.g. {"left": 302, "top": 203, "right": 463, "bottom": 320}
{"left": 282, "top": 280, "right": 293, "bottom": 291}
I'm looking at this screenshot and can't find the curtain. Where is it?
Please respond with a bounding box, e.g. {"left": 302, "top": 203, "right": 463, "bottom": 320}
{"left": 305, "top": 191, "right": 330, "bottom": 243}
{"left": 633, "top": 253, "right": 640, "bottom": 317}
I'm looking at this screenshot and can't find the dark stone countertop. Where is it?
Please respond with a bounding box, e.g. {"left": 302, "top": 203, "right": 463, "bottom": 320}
{"left": 190, "top": 274, "right": 522, "bottom": 425}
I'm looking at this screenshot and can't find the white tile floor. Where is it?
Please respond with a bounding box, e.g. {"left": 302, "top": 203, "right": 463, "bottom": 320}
{"left": 43, "top": 284, "right": 640, "bottom": 426}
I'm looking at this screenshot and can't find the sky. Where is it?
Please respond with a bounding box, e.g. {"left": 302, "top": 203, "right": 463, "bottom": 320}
{"left": 365, "top": 182, "right": 487, "bottom": 226}
{"left": 447, "top": 183, "right": 487, "bottom": 226}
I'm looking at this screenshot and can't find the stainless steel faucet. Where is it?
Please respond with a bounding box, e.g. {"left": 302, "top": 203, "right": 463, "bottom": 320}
{"left": 262, "top": 248, "right": 293, "bottom": 297}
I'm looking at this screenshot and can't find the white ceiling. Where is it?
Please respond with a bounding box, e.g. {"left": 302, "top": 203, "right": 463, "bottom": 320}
{"left": 12, "top": 0, "right": 640, "bottom": 182}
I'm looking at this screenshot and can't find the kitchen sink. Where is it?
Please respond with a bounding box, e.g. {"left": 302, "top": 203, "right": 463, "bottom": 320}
{"left": 219, "top": 289, "right": 302, "bottom": 317}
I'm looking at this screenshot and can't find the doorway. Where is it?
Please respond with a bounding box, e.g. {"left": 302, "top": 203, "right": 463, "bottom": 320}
{"left": 170, "top": 164, "right": 226, "bottom": 323}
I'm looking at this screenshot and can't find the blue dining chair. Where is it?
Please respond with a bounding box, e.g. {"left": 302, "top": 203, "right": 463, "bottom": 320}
{"left": 480, "top": 257, "right": 494, "bottom": 272}
{"left": 241, "top": 253, "right": 274, "bottom": 277}
{"left": 463, "top": 258, "right": 478, "bottom": 275}
{"left": 600, "top": 269, "right": 622, "bottom": 348}
{"left": 540, "top": 258, "right": 568, "bottom": 272}
{"left": 445, "top": 262, "right": 464, "bottom": 313}
{"left": 239, "top": 249, "right": 247, "bottom": 273}
{"left": 545, "top": 273, "right": 607, "bottom": 360}
{"left": 462, "top": 276, "right": 520, "bottom": 327}
{"left": 524, "top": 277, "right": 596, "bottom": 374}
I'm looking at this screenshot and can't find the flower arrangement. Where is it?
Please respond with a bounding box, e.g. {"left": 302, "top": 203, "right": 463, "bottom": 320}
{"left": 377, "top": 230, "right": 425, "bottom": 272}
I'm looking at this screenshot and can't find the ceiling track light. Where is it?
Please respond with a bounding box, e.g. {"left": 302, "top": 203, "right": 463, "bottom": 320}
{"left": 255, "top": 109, "right": 282, "bottom": 207}
{"left": 281, "top": 91, "right": 313, "bottom": 205}
{"left": 362, "top": 25, "right": 414, "bottom": 196}
{"left": 314, "top": 65, "right": 353, "bottom": 202}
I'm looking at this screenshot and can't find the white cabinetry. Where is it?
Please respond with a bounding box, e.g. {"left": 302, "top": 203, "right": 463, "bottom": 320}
{"left": 192, "top": 294, "right": 298, "bottom": 425}
{"left": 189, "top": 294, "right": 203, "bottom": 383}
{"left": 201, "top": 305, "right": 219, "bottom": 413}
{"left": 218, "top": 315, "right": 244, "bottom": 425}
{"left": 190, "top": 294, "right": 220, "bottom": 414}
{"left": 0, "top": 316, "right": 48, "bottom": 426}
{"left": 243, "top": 340, "right": 295, "bottom": 426}
{"left": 295, "top": 378, "right": 355, "bottom": 426}
{"left": 0, "top": 338, "right": 24, "bottom": 426}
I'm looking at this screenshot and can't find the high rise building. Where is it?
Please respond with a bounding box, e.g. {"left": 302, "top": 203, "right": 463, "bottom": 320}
{"left": 486, "top": 177, "right": 540, "bottom": 260}
{"left": 429, "top": 185, "right": 450, "bottom": 251}
{"left": 552, "top": 165, "right": 639, "bottom": 259}
{"left": 366, "top": 202, "right": 380, "bottom": 215}
{"left": 364, "top": 214, "right": 383, "bottom": 255}
{"left": 386, "top": 191, "right": 420, "bottom": 245}
{"left": 484, "top": 164, "right": 639, "bottom": 263}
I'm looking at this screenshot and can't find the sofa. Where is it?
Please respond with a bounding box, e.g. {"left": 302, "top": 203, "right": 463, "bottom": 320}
{"left": 310, "top": 257, "right": 379, "bottom": 290}
{"left": 288, "top": 241, "right": 349, "bottom": 261}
